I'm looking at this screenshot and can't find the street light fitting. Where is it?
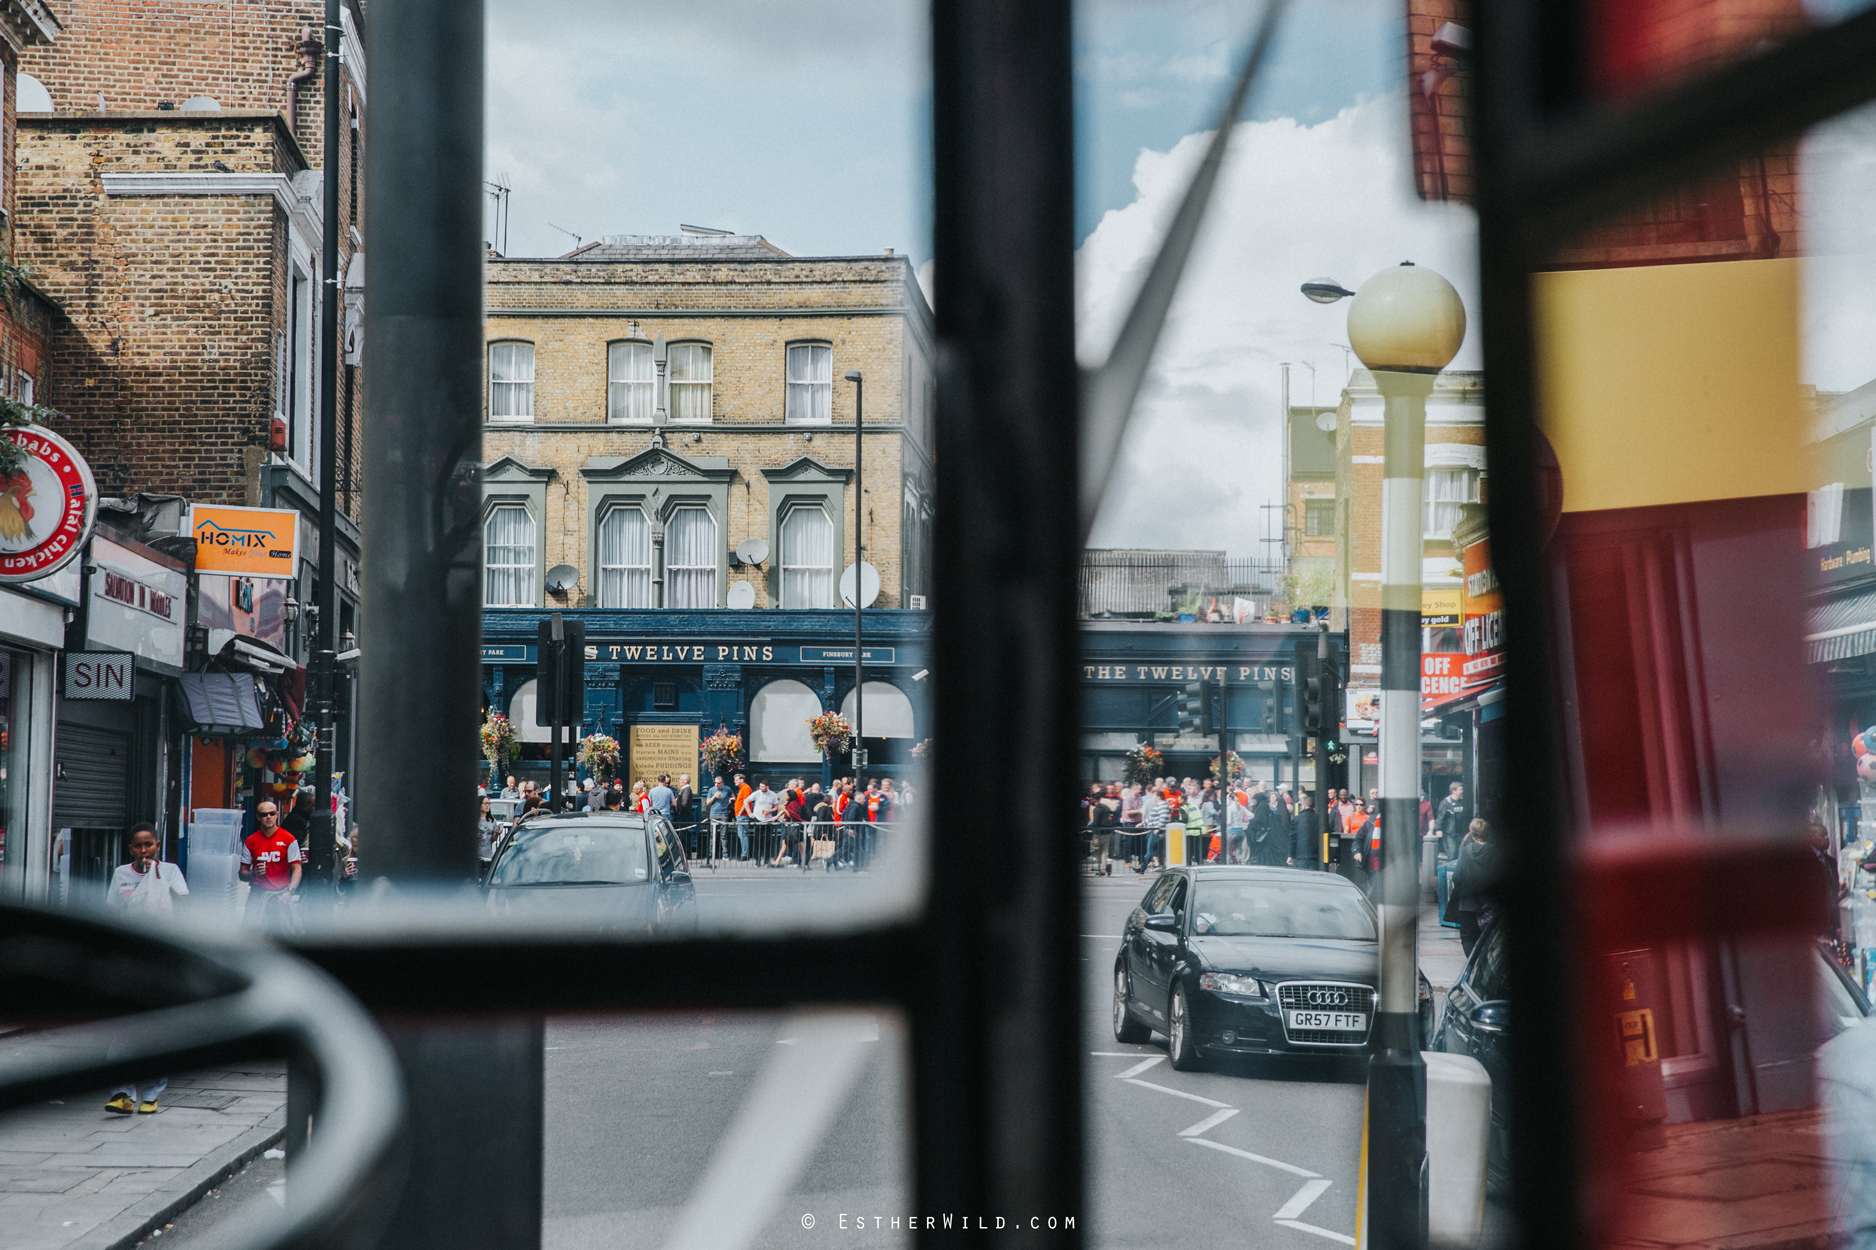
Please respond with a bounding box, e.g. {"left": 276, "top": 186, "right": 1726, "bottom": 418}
{"left": 844, "top": 370, "right": 863, "bottom": 382}
{"left": 1300, "top": 278, "right": 1356, "bottom": 304}
{"left": 1346, "top": 261, "right": 1466, "bottom": 374}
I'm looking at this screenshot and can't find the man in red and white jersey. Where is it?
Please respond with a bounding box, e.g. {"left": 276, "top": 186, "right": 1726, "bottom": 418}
{"left": 240, "top": 800, "right": 302, "bottom": 925}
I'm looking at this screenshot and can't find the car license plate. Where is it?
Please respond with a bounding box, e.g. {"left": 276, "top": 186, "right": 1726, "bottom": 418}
{"left": 1287, "top": 1010, "right": 1368, "bottom": 1032}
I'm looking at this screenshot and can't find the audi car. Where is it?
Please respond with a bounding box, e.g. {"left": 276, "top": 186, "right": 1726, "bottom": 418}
{"left": 483, "top": 811, "right": 697, "bottom": 935}
{"left": 1112, "top": 865, "right": 1433, "bottom": 1070}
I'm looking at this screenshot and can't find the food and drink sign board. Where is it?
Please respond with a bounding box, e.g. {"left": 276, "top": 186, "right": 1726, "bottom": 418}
{"left": 1461, "top": 531, "right": 1505, "bottom": 691}
{"left": 190, "top": 505, "right": 299, "bottom": 577}
{"left": 629, "top": 724, "right": 699, "bottom": 788}
{"left": 0, "top": 425, "right": 97, "bottom": 583}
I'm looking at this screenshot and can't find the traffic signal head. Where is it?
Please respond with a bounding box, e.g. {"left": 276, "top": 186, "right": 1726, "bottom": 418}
{"left": 1176, "top": 680, "right": 1213, "bottom": 736}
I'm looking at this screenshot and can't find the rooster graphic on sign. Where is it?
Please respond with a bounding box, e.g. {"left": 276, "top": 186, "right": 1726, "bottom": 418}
{"left": 0, "top": 469, "right": 34, "bottom": 541}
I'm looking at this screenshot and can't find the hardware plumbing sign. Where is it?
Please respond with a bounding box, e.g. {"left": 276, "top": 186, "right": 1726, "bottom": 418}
{"left": 190, "top": 504, "right": 300, "bottom": 577}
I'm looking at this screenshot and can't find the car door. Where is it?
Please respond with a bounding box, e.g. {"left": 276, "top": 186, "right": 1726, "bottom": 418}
{"left": 650, "top": 816, "right": 695, "bottom": 929}
{"left": 1125, "top": 874, "right": 1181, "bottom": 1022}
{"left": 1441, "top": 925, "right": 1511, "bottom": 1174}
{"left": 1150, "top": 876, "right": 1191, "bottom": 1009}
{"left": 1133, "top": 874, "right": 1186, "bottom": 1023}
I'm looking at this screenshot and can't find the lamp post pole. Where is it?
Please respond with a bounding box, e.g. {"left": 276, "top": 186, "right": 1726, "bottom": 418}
{"left": 846, "top": 369, "right": 865, "bottom": 794}
{"left": 1306, "top": 262, "right": 1465, "bottom": 1250}
{"left": 308, "top": 0, "right": 342, "bottom": 892}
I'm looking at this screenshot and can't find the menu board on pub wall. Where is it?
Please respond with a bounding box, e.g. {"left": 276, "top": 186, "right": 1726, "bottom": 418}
{"left": 1460, "top": 529, "right": 1504, "bottom": 692}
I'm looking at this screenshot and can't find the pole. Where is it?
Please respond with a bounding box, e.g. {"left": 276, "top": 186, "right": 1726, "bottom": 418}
{"left": 1217, "top": 677, "right": 1228, "bottom": 863}
{"left": 1316, "top": 619, "right": 1332, "bottom": 866}
{"left": 1367, "top": 369, "right": 1432, "bottom": 1250}
{"left": 548, "top": 614, "right": 563, "bottom": 811}
{"left": 847, "top": 370, "right": 865, "bottom": 794}
{"left": 307, "top": 0, "right": 342, "bottom": 891}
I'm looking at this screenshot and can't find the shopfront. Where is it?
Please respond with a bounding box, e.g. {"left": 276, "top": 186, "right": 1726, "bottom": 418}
{"left": 481, "top": 609, "right": 931, "bottom": 790}
{"left": 0, "top": 567, "right": 73, "bottom": 902}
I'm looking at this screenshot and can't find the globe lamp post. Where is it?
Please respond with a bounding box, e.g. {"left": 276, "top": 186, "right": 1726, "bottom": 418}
{"left": 1308, "top": 261, "right": 1465, "bottom": 1249}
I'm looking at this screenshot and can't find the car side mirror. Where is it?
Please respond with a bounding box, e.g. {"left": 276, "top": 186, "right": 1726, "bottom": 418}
{"left": 671, "top": 869, "right": 692, "bottom": 887}
{"left": 1143, "top": 913, "right": 1179, "bottom": 932}
{"left": 1468, "top": 1000, "right": 1510, "bottom": 1034}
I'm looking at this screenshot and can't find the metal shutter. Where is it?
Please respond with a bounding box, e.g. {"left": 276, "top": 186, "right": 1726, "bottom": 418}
{"left": 53, "top": 723, "right": 130, "bottom": 830}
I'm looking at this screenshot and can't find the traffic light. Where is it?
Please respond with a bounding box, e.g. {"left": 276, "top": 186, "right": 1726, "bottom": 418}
{"left": 535, "top": 615, "right": 586, "bottom": 727}
{"left": 1297, "top": 643, "right": 1325, "bottom": 734}
{"left": 1176, "top": 680, "right": 1212, "bottom": 736}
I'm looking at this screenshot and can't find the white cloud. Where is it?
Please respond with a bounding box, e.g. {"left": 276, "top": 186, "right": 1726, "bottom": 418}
{"left": 1076, "top": 93, "right": 1480, "bottom": 557}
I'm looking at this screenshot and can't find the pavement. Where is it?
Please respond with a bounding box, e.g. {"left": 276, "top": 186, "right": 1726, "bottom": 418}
{"left": 0, "top": 1063, "right": 285, "bottom": 1250}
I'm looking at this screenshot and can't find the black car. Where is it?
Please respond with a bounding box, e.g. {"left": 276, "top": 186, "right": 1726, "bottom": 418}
{"left": 1112, "top": 866, "right": 1432, "bottom": 1070}
{"left": 483, "top": 810, "right": 697, "bottom": 934}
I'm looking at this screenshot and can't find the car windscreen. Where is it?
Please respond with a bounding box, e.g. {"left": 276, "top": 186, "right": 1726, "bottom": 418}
{"left": 488, "top": 821, "right": 652, "bottom": 886}
{"left": 1189, "top": 880, "right": 1376, "bottom": 941}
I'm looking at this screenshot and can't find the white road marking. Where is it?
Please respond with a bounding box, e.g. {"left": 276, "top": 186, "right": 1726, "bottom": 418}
{"left": 1114, "top": 1056, "right": 1165, "bottom": 1079}
{"left": 1089, "top": 1051, "right": 1151, "bottom": 1056}
{"left": 1274, "top": 1178, "right": 1333, "bottom": 1220}
{"left": 1177, "top": 1107, "right": 1240, "bottom": 1137}
{"left": 1123, "top": 1078, "right": 1232, "bottom": 1108}
{"left": 1276, "top": 1219, "right": 1356, "bottom": 1244}
{"left": 1185, "top": 1136, "right": 1321, "bottom": 1177}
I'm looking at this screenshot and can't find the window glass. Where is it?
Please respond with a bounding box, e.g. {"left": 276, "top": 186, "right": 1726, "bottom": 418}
{"left": 838, "top": 681, "right": 914, "bottom": 738}
{"left": 1140, "top": 874, "right": 1179, "bottom": 915}
{"left": 596, "top": 506, "right": 652, "bottom": 608}
{"left": 668, "top": 343, "right": 712, "bottom": 421}
{"left": 608, "top": 340, "right": 653, "bottom": 422}
{"left": 664, "top": 506, "right": 717, "bottom": 607}
{"left": 1189, "top": 880, "right": 1376, "bottom": 940}
{"left": 488, "top": 821, "right": 651, "bottom": 886}
{"left": 785, "top": 342, "right": 832, "bottom": 423}
{"left": 748, "top": 679, "right": 822, "bottom": 763}
{"left": 0, "top": 649, "right": 30, "bottom": 892}
{"left": 1424, "top": 465, "right": 1478, "bottom": 540}
{"left": 779, "top": 505, "right": 834, "bottom": 607}
{"left": 1304, "top": 497, "right": 1334, "bottom": 537}
{"left": 484, "top": 504, "right": 535, "bottom": 607}
{"left": 489, "top": 341, "right": 536, "bottom": 419}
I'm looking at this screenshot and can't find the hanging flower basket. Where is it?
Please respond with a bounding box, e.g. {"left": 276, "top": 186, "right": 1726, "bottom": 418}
{"left": 481, "top": 712, "right": 518, "bottom": 772}
{"left": 909, "top": 738, "right": 933, "bottom": 760}
{"left": 1123, "top": 743, "right": 1163, "bottom": 786}
{"left": 1208, "top": 751, "right": 1245, "bottom": 784}
{"left": 807, "top": 711, "right": 853, "bottom": 757}
{"left": 578, "top": 732, "right": 621, "bottom": 782}
{"left": 701, "top": 728, "right": 744, "bottom": 776}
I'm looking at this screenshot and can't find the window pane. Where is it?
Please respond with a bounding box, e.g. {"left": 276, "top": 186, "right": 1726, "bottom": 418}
{"left": 786, "top": 343, "right": 833, "bottom": 424}
{"left": 780, "top": 505, "right": 834, "bottom": 608}
{"left": 666, "top": 506, "right": 717, "bottom": 608}
{"left": 490, "top": 342, "right": 535, "bottom": 419}
{"left": 597, "top": 506, "right": 652, "bottom": 609}
{"left": 484, "top": 504, "right": 535, "bottom": 607}
{"left": 608, "top": 341, "right": 653, "bottom": 422}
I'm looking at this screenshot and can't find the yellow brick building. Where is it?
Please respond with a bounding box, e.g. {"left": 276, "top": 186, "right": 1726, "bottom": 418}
{"left": 480, "top": 231, "right": 935, "bottom": 612}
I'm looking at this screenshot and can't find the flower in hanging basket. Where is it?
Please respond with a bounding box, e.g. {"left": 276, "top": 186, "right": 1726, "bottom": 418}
{"left": 578, "top": 733, "right": 621, "bottom": 781}
{"left": 908, "top": 738, "right": 932, "bottom": 760}
{"left": 700, "top": 728, "right": 743, "bottom": 776}
{"left": 1208, "top": 751, "right": 1245, "bottom": 783}
{"left": 481, "top": 712, "right": 518, "bottom": 771}
{"left": 807, "top": 711, "right": 853, "bottom": 756}
{"left": 1123, "top": 742, "right": 1164, "bottom": 786}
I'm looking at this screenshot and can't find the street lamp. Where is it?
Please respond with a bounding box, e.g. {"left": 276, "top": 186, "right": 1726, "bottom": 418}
{"left": 846, "top": 369, "right": 865, "bottom": 794}
{"left": 1304, "top": 261, "right": 1465, "bottom": 1250}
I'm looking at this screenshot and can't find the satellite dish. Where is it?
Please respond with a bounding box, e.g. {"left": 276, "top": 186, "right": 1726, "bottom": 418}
{"left": 545, "top": 564, "right": 580, "bottom": 593}
{"left": 1315, "top": 411, "right": 1337, "bottom": 432}
{"left": 727, "top": 581, "right": 756, "bottom": 609}
{"left": 735, "top": 537, "right": 769, "bottom": 566}
{"left": 839, "top": 562, "right": 881, "bottom": 608}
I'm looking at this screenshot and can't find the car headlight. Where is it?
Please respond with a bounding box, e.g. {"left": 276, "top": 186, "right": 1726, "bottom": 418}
{"left": 1199, "top": 972, "right": 1265, "bottom": 997}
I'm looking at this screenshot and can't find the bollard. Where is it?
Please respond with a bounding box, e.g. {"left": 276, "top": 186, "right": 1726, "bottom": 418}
{"left": 1424, "top": 1050, "right": 1492, "bottom": 1247}
{"left": 1421, "top": 834, "right": 1443, "bottom": 902}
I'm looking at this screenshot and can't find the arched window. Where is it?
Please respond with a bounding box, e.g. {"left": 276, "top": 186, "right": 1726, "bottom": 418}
{"left": 505, "top": 679, "right": 554, "bottom": 742}
{"left": 750, "top": 679, "right": 822, "bottom": 761}
{"left": 839, "top": 680, "right": 915, "bottom": 738}
{"left": 488, "top": 342, "right": 535, "bottom": 420}
{"left": 597, "top": 506, "right": 652, "bottom": 608}
{"left": 665, "top": 506, "right": 717, "bottom": 608}
{"left": 484, "top": 505, "right": 535, "bottom": 607}
{"left": 608, "top": 340, "right": 653, "bottom": 422}
{"left": 785, "top": 342, "right": 832, "bottom": 423}
{"left": 779, "top": 504, "right": 834, "bottom": 608}
{"left": 668, "top": 343, "right": 712, "bottom": 421}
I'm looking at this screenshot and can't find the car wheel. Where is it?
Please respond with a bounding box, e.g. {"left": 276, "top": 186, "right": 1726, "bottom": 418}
{"left": 1113, "top": 965, "right": 1150, "bottom": 1043}
{"left": 1168, "top": 984, "right": 1202, "bottom": 1071}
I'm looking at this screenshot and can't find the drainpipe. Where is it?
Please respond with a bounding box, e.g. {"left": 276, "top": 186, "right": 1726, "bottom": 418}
{"left": 283, "top": 27, "right": 321, "bottom": 139}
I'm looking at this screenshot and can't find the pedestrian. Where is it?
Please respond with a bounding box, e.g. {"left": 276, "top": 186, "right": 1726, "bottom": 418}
{"left": 240, "top": 800, "right": 301, "bottom": 929}
{"left": 705, "top": 775, "right": 733, "bottom": 859}
{"left": 1136, "top": 786, "right": 1170, "bottom": 874}
{"left": 478, "top": 795, "right": 500, "bottom": 871}
{"left": 604, "top": 788, "right": 624, "bottom": 812}
{"left": 1089, "top": 783, "right": 1119, "bottom": 876}
{"left": 1248, "top": 790, "right": 1285, "bottom": 866}
{"left": 1119, "top": 781, "right": 1145, "bottom": 867}
{"left": 675, "top": 773, "right": 694, "bottom": 843}
{"left": 1352, "top": 800, "right": 1382, "bottom": 899}
{"left": 104, "top": 822, "right": 188, "bottom": 1114}
{"left": 1291, "top": 790, "right": 1322, "bottom": 869}
{"left": 282, "top": 787, "right": 312, "bottom": 851}
{"left": 502, "top": 774, "right": 520, "bottom": 799}
{"left": 1443, "top": 819, "right": 1498, "bottom": 955}
{"left": 648, "top": 773, "right": 675, "bottom": 820}
{"left": 1436, "top": 782, "right": 1467, "bottom": 862}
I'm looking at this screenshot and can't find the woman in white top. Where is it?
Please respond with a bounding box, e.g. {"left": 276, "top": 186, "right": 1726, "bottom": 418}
{"left": 103, "top": 822, "right": 187, "bottom": 1114}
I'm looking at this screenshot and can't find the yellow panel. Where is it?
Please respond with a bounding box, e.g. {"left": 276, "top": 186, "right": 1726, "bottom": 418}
{"left": 1532, "top": 258, "right": 1805, "bottom": 513}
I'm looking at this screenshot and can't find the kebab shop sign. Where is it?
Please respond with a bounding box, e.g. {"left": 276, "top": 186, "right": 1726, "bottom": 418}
{"left": 0, "top": 424, "right": 97, "bottom": 583}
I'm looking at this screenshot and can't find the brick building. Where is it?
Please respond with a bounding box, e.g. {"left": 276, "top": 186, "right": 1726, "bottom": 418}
{"left": 480, "top": 231, "right": 935, "bottom": 613}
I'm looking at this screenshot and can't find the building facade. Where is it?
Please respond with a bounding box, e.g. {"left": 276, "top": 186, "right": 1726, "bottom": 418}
{"left": 480, "top": 232, "right": 934, "bottom": 615}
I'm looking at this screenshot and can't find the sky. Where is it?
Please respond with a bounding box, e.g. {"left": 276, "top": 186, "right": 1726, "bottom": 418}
{"left": 483, "top": 1, "right": 1876, "bottom": 558}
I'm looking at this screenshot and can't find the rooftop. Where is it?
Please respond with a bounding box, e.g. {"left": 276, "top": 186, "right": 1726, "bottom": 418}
{"left": 560, "top": 233, "right": 792, "bottom": 261}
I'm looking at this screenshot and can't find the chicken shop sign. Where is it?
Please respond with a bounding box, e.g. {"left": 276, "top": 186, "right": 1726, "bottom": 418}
{"left": 0, "top": 425, "right": 97, "bottom": 583}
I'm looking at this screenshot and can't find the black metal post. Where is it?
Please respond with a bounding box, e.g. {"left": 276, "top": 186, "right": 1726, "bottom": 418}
{"left": 920, "top": 0, "right": 1082, "bottom": 1231}
{"left": 307, "top": 0, "right": 342, "bottom": 890}
{"left": 547, "top": 615, "right": 563, "bottom": 811}
{"left": 846, "top": 369, "right": 864, "bottom": 791}
{"left": 1317, "top": 620, "right": 1332, "bottom": 864}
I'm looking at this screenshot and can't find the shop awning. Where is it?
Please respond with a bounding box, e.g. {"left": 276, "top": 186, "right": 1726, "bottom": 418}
{"left": 1804, "top": 589, "right": 1876, "bottom": 664}
{"left": 177, "top": 672, "right": 265, "bottom": 734}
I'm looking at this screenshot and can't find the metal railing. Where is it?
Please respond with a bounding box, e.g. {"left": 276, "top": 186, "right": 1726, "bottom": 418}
{"left": 688, "top": 818, "right": 898, "bottom": 872}
{"left": 1078, "top": 550, "right": 1283, "bottom": 618}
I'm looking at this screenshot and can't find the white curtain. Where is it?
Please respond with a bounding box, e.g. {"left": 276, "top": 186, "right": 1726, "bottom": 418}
{"left": 785, "top": 343, "right": 832, "bottom": 423}
{"left": 608, "top": 341, "right": 653, "bottom": 422}
{"left": 839, "top": 680, "right": 915, "bottom": 738}
{"left": 484, "top": 505, "right": 535, "bottom": 606}
{"left": 750, "top": 679, "right": 822, "bottom": 761}
{"left": 665, "top": 506, "right": 717, "bottom": 607}
{"left": 780, "top": 505, "right": 834, "bottom": 608}
{"left": 668, "top": 343, "right": 712, "bottom": 421}
{"left": 598, "top": 506, "right": 652, "bottom": 607}
{"left": 489, "top": 342, "right": 534, "bottom": 419}
{"left": 1423, "top": 467, "right": 1478, "bottom": 540}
